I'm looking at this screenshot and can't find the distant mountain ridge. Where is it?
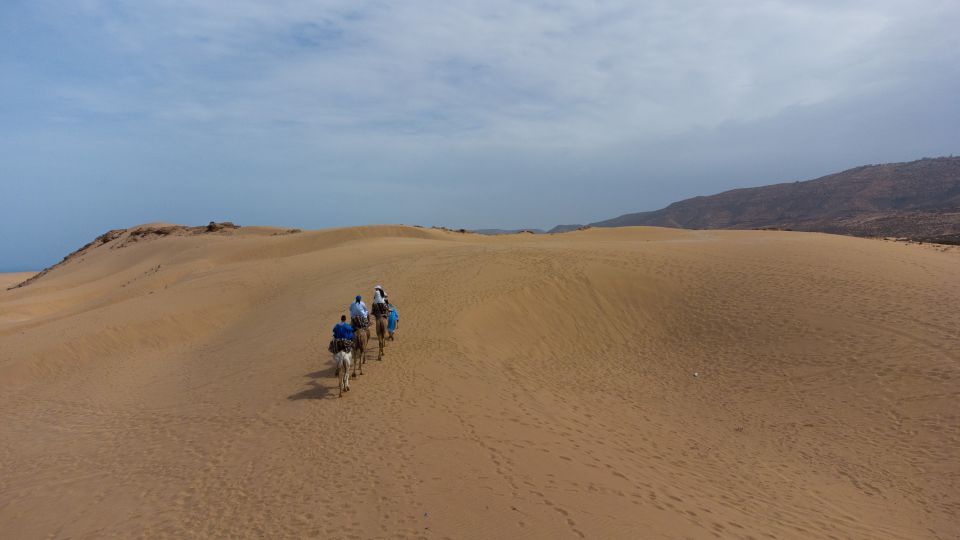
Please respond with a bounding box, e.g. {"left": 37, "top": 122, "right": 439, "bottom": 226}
{"left": 588, "top": 157, "right": 960, "bottom": 243}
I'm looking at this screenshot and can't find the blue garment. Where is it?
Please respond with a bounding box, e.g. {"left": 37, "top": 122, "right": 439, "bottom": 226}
{"left": 388, "top": 307, "right": 399, "bottom": 332}
{"left": 349, "top": 300, "right": 368, "bottom": 319}
{"left": 333, "top": 322, "right": 354, "bottom": 340}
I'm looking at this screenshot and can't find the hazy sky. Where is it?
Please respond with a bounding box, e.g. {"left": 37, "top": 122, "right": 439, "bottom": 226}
{"left": 2, "top": 0, "right": 959, "bottom": 270}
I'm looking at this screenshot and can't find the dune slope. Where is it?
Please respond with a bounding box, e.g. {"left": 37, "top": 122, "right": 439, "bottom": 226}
{"left": 1, "top": 225, "right": 958, "bottom": 539}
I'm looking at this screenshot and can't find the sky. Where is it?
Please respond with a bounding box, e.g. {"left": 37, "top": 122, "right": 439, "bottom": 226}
{"left": 2, "top": 0, "right": 959, "bottom": 271}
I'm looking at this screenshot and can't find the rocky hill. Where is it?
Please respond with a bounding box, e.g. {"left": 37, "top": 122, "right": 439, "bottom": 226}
{"left": 591, "top": 157, "right": 960, "bottom": 242}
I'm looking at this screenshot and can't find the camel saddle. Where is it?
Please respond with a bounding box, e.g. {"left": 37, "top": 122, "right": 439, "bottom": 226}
{"left": 330, "top": 339, "right": 353, "bottom": 353}
{"left": 351, "top": 316, "right": 369, "bottom": 329}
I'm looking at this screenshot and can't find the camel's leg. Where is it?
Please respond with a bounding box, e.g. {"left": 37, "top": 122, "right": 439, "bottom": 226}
{"left": 377, "top": 318, "right": 386, "bottom": 360}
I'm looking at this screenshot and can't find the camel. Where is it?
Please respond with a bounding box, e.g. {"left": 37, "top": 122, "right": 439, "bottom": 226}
{"left": 375, "top": 314, "right": 387, "bottom": 361}
{"left": 352, "top": 326, "right": 368, "bottom": 376}
{"left": 333, "top": 349, "right": 352, "bottom": 397}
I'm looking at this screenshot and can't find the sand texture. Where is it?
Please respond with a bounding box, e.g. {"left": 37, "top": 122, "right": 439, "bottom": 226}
{"left": 0, "top": 273, "right": 35, "bottom": 291}
{"left": 1, "top": 225, "right": 958, "bottom": 539}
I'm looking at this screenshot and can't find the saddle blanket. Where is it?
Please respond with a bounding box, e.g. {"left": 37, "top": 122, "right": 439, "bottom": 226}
{"left": 329, "top": 339, "right": 354, "bottom": 353}
{"left": 351, "top": 316, "right": 369, "bottom": 329}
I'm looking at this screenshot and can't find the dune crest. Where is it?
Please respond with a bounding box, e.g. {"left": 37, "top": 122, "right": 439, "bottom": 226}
{"left": 1, "top": 225, "right": 957, "bottom": 538}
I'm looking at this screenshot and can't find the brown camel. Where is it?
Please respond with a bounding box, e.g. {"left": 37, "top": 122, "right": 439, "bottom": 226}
{"left": 375, "top": 314, "right": 387, "bottom": 361}
{"left": 352, "top": 326, "right": 368, "bottom": 376}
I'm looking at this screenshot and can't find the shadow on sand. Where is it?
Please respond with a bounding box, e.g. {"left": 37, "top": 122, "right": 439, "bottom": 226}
{"left": 287, "top": 367, "right": 338, "bottom": 400}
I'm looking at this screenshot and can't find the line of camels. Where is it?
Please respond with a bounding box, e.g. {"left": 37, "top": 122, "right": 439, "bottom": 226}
{"left": 333, "top": 305, "right": 388, "bottom": 397}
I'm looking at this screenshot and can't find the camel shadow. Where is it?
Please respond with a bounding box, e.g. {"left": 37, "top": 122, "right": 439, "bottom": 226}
{"left": 287, "top": 366, "right": 338, "bottom": 401}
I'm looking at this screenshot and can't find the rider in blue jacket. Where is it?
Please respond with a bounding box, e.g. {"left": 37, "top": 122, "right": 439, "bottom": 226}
{"left": 333, "top": 315, "right": 354, "bottom": 341}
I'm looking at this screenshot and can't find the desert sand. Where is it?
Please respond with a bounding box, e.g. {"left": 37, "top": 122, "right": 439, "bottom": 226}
{"left": 0, "top": 225, "right": 957, "bottom": 539}
{"left": 0, "top": 273, "right": 35, "bottom": 291}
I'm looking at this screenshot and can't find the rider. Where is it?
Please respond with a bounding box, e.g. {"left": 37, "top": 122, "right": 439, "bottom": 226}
{"left": 372, "top": 285, "right": 388, "bottom": 318}
{"left": 332, "top": 314, "right": 354, "bottom": 352}
{"left": 349, "top": 295, "right": 369, "bottom": 329}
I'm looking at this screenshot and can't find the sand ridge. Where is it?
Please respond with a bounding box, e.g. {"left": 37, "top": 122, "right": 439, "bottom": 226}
{"left": 1, "top": 225, "right": 958, "bottom": 538}
{"left": 0, "top": 273, "right": 35, "bottom": 291}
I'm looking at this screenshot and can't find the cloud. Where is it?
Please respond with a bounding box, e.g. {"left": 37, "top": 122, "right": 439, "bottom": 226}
{"left": 1, "top": 0, "right": 958, "bottom": 268}
{"left": 11, "top": 1, "right": 954, "bottom": 141}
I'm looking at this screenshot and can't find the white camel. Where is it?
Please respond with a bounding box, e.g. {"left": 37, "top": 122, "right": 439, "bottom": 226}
{"left": 333, "top": 349, "right": 352, "bottom": 397}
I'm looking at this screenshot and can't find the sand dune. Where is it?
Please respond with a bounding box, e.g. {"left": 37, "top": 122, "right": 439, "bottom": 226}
{"left": 1, "top": 225, "right": 957, "bottom": 538}
{"left": 0, "top": 273, "right": 35, "bottom": 291}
